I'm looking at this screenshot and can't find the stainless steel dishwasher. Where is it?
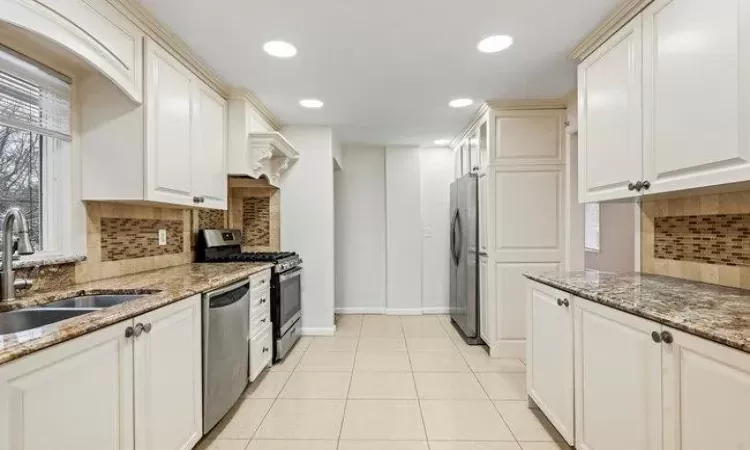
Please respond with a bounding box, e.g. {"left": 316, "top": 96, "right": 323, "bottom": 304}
{"left": 202, "top": 278, "right": 250, "bottom": 433}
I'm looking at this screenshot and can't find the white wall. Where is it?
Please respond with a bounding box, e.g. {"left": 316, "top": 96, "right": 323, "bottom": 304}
{"left": 280, "top": 125, "right": 336, "bottom": 334}
{"left": 385, "top": 146, "right": 423, "bottom": 314}
{"left": 334, "top": 145, "right": 387, "bottom": 313}
{"left": 419, "top": 147, "right": 455, "bottom": 313}
{"left": 585, "top": 202, "right": 637, "bottom": 272}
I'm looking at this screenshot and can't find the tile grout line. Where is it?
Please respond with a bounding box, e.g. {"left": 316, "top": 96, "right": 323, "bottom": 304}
{"left": 444, "top": 316, "right": 524, "bottom": 447}
{"left": 336, "top": 314, "right": 362, "bottom": 449}
{"left": 401, "top": 316, "right": 431, "bottom": 449}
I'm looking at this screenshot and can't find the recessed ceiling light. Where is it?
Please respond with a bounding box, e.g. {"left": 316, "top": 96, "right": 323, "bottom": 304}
{"left": 449, "top": 98, "right": 473, "bottom": 108}
{"left": 263, "top": 41, "right": 297, "bottom": 58}
{"left": 477, "top": 35, "right": 514, "bottom": 53}
{"left": 300, "top": 99, "right": 324, "bottom": 108}
{"left": 434, "top": 139, "right": 451, "bottom": 146}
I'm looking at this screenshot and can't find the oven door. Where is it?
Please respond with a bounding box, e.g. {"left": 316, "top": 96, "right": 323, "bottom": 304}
{"left": 277, "top": 267, "right": 302, "bottom": 335}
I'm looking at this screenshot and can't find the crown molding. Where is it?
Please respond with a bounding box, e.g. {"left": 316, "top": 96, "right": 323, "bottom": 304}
{"left": 569, "top": 0, "right": 653, "bottom": 61}
{"left": 486, "top": 98, "right": 569, "bottom": 110}
{"left": 230, "top": 88, "right": 282, "bottom": 131}
{"left": 450, "top": 103, "right": 490, "bottom": 149}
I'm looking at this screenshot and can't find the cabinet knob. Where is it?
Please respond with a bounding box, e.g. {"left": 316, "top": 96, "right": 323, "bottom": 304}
{"left": 557, "top": 298, "right": 563, "bottom": 306}
{"left": 651, "top": 331, "right": 662, "bottom": 343}
{"left": 200, "top": 197, "right": 206, "bottom": 203}
{"left": 562, "top": 299, "right": 570, "bottom": 307}
{"left": 134, "top": 323, "right": 144, "bottom": 337}
{"left": 143, "top": 323, "right": 152, "bottom": 333}
{"left": 193, "top": 196, "right": 201, "bottom": 203}
{"left": 642, "top": 180, "right": 651, "bottom": 191}
{"left": 262, "top": 346, "right": 269, "bottom": 353}
{"left": 125, "top": 326, "right": 135, "bottom": 338}
{"left": 261, "top": 318, "right": 267, "bottom": 323}
{"left": 564, "top": 120, "right": 571, "bottom": 127}
{"left": 634, "top": 181, "right": 644, "bottom": 191}
{"left": 260, "top": 297, "right": 267, "bottom": 304}
{"left": 661, "top": 330, "right": 674, "bottom": 344}
{"left": 628, "top": 182, "right": 636, "bottom": 191}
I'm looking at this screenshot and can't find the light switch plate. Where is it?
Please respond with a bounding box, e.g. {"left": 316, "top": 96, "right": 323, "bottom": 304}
{"left": 158, "top": 229, "right": 167, "bottom": 246}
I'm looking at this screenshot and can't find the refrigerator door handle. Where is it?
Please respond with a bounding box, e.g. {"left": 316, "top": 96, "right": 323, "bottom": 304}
{"left": 450, "top": 210, "right": 457, "bottom": 263}
{"left": 454, "top": 212, "right": 463, "bottom": 264}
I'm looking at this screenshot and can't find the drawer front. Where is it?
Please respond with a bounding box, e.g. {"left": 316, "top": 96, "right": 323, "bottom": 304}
{"left": 249, "top": 323, "right": 273, "bottom": 382}
{"left": 250, "top": 287, "right": 271, "bottom": 311}
{"left": 250, "top": 270, "right": 271, "bottom": 292}
{"left": 249, "top": 303, "right": 271, "bottom": 340}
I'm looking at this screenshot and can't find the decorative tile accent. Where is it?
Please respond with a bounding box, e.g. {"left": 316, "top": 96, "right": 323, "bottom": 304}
{"left": 100, "top": 218, "right": 183, "bottom": 262}
{"left": 654, "top": 214, "right": 750, "bottom": 266}
{"left": 196, "top": 209, "right": 226, "bottom": 230}
{"left": 243, "top": 197, "right": 271, "bottom": 247}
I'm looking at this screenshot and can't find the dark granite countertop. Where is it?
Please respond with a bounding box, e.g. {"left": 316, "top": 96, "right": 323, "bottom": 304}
{"left": 524, "top": 270, "right": 750, "bottom": 353}
{"left": 0, "top": 262, "right": 274, "bottom": 366}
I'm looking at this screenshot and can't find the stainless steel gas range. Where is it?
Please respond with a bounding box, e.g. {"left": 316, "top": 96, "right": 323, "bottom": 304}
{"left": 197, "top": 229, "right": 302, "bottom": 361}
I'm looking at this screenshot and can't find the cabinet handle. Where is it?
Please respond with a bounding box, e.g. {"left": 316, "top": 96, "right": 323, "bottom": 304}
{"left": 562, "top": 299, "right": 570, "bottom": 307}
{"left": 143, "top": 323, "right": 152, "bottom": 333}
{"left": 628, "top": 182, "right": 636, "bottom": 191}
{"left": 634, "top": 181, "right": 644, "bottom": 191}
{"left": 262, "top": 346, "right": 269, "bottom": 353}
{"left": 651, "top": 331, "right": 662, "bottom": 343}
{"left": 134, "top": 323, "right": 144, "bottom": 337}
{"left": 260, "top": 297, "right": 267, "bottom": 304}
{"left": 661, "top": 330, "right": 674, "bottom": 344}
{"left": 125, "top": 326, "right": 135, "bottom": 338}
{"left": 556, "top": 298, "right": 563, "bottom": 306}
{"left": 642, "top": 180, "right": 651, "bottom": 191}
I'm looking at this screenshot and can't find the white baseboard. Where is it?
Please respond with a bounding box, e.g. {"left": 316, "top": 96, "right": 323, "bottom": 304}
{"left": 301, "top": 326, "right": 336, "bottom": 336}
{"left": 385, "top": 308, "right": 423, "bottom": 316}
{"left": 421, "top": 307, "right": 450, "bottom": 315}
{"left": 489, "top": 339, "right": 526, "bottom": 362}
{"left": 335, "top": 307, "right": 385, "bottom": 315}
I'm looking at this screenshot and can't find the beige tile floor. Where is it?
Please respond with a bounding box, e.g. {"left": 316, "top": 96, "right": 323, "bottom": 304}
{"left": 197, "top": 315, "right": 569, "bottom": 450}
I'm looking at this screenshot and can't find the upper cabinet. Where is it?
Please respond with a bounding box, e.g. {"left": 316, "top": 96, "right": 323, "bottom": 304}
{"left": 578, "top": 0, "right": 750, "bottom": 202}
{"left": 81, "top": 38, "right": 228, "bottom": 209}
{"left": 1, "top": 0, "right": 143, "bottom": 102}
{"left": 578, "top": 16, "right": 643, "bottom": 203}
{"left": 227, "top": 94, "right": 297, "bottom": 187}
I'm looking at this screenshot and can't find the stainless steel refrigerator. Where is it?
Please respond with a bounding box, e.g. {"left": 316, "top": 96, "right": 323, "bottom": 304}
{"left": 449, "top": 173, "right": 482, "bottom": 344}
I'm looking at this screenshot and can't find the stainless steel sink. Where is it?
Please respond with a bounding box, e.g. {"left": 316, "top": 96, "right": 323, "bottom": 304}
{"left": 40, "top": 294, "right": 144, "bottom": 309}
{"left": 0, "top": 308, "right": 95, "bottom": 335}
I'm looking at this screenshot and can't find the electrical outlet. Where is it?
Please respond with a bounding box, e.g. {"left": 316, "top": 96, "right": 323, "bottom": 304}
{"left": 158, "top": 229, "right": 167, "bottom": 246}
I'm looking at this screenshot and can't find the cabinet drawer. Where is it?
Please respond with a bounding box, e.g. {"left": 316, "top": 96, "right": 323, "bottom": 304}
{"left": 250, "top": 287, "right": 271, "bottom": 311}
{"left": 249, "top": 303, "right": 271, "bottom": 340}
{"left": 250, "top": 270, "right": 271, "bottom": 292}
{"left": 249, "top": 323, "right": 273, "bottom": 382}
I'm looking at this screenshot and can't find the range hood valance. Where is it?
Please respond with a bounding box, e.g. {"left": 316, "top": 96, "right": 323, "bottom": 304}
{"left": 248, "top": 131, "right": 299, "bottom": 186}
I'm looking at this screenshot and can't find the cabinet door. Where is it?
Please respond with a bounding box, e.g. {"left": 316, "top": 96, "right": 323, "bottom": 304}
{"left": 526, "top": 282, "right": 574, "bottom": 444}
{"left": 578, "top": 15, "right": 643, "bottom": 202}
{"left": 0, "top": 322, "right": 134, "bottom": 450}
{"left": 134, "top": 295, "right": 202, "bottom": 450}
{"left": 192, "top": 81, "right": 228, "bottom": 209}
{"left": 144, "top": 39, "right": 195, "bottom": 206}
{"left": 642, "top": 0, "right": 750, "bottom": 194}
{"left": 479, "top": 254, "right": 489, "bottom": 343}
{"left": 662, "top": 328, "right": 750, "bottom": 450}
{"left": 574, "top": 298, "right": 662, "bottom": 450}
{"left": 478, "top": 121, "right": 489, "bottom": 169}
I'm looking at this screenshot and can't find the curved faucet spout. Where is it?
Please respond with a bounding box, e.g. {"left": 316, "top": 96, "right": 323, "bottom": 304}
{"left": 3, "top": 208, "right": 33, "bottom": 256}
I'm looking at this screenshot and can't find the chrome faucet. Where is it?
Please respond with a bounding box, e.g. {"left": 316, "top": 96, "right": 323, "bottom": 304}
{"left": 1, "top": 208, "right": 35, "bottom": 301}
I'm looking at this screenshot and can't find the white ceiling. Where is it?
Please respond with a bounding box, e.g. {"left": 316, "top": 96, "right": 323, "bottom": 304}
{"left": 138, "top": 0, "right": 619, "bottom": 146}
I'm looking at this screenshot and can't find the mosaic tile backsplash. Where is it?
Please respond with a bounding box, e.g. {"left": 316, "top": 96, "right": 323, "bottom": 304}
{"left": 654, "top": 214, "right": 750, "bottom": 267}
{"left": 101, "top": 218, "right": 184, "bottom": 262}
{"left": 243, "top": 197, "right": 270, "bottom": 247}
{"left": 197, "top": 209, "right": 226, "bottom": 230}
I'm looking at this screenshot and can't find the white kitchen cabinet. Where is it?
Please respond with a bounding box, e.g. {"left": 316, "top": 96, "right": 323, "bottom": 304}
{"left": 249, "top": 322, "right": 273, "bottom": 382}
{"left": 81, "top": 38, "right": 228, "bottom": 209}
{"left": 526, "top": 281, "right": 575, "bottom": 445}
{"left": 478, "top": 172, "right": 488, "bottom": 254}
{"left": 145, "top": 39, "right": 195, "bottom": 206}
{"left": 0, "top": 321, "right": 134, "bottom": 450}
{"left": 479, "top": 254, "right": 489, "bottom": 343}
{"left": 0, "top": 0, "right": 143, "bottom": 102}
{"left": 192, "top": 80, "right": 228, "bottom": 209}
{"left": 642, "top": 0, "right": 750, "bottom": 195}
{"left": 578, "top": 15, "right": 643, "bottom": 203}
{"left": 134, "top": 294, "right": 202, "bottom": 450}
{"left": 574, "top": 297, "right": 662, "bottom": 450}
{"left": 662, "top": 327, "right": 750, "bottom": 450}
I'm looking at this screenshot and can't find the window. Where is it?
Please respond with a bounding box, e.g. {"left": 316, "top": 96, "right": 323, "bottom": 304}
{"left": 585, "top": 202, "right": 600, "bottom": 253}
{"left": 0, "top": 46, "right": 71, "bottom": 260}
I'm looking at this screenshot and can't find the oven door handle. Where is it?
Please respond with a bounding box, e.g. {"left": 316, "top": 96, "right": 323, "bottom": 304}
{"left": 278, "top": 267, "right": 302, "bottom": 282}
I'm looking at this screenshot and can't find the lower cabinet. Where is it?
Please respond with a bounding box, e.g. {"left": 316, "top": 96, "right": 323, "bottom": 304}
{"left": 0, "top": 294, "right": 202, "bottom": 450}
{"left": 574, "top": 297, "right": 663, "bottom": 450}
{"left": 526, "top": 282, "right": 575, "bottom": 445}
{"left": 527, "top": 282, "right": 750, "bottom": 450}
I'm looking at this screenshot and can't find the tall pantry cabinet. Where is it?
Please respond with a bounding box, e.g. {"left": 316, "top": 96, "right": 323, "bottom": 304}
{"left": 455, "top": 104, "right": 567, "bottom": 358}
